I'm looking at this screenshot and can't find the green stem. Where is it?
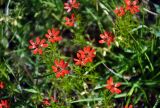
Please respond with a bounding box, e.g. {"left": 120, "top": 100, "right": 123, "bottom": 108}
{"left": 97, "top": 55, "right": 124, "bottom": 79}
{"left": 153, "top": 95, "right": 160, "bottom": 108}
{"left": 69, "top": 98, "right": 103, "bottom": 103}
{"left": 129, "top": 33, "right": 154, "bottom": 72}
{"left": 33, "top": 73, "right": 54, "bottom": 79}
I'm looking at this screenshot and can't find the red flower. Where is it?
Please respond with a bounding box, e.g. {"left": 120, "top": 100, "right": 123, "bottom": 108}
{"left": 0, "top": 82, "right": 4, "bottom": 89}
{"left": 65, "top": 14, "right": 75, "bottom": 27}
{"left": 52, "top": 59, "right": 69, "bottom": 78}
{"left": 124, "top": 0, "right": 140, "bottom": 14}
{"left": 0, "top": 100, "right": 10, "bottom": 108}
{"left": 45, "top": 28, "right": 62, "bottom": 43}
{"left": 42, "top": 96, "right": 57, "bottom": 106}
{"left": 74, "top": 46, "right": 96, "bottom": 66}
{"left": 125, "top": 104, "right": 133, "bottom": 108}
{"left": 29, "top": 37, "right": 48, "bottom": 55}
{"left": 99, "top": 31, "right": 114, "bottom": 47}
{"left": 114, "top": 6, "right": 125, "bottom": 17}
{"left": 64, "top": 0, "right": 80, "bottom": 13}
{"left": 106, "top": 77, "right": 121, "bottom": 94}
{"left": 42, "top": 98, "right": 50, "bottom": 106}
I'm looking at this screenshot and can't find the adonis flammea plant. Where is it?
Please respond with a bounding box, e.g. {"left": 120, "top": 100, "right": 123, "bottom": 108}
{"left": 2, "top": 0, "right": 159, "bottom": 107}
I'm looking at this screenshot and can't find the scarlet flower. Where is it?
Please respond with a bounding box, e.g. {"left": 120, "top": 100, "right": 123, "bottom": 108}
{"left": 125, "top": 104, "right": 133, "bottom": 108}
{"left": 65, "top": 14, "right": 75, "bottom": 27}
{"left": 114, "top": 6, "right": 125, "bottom": 17}
{"left": 42, "top": 96, "right": 57, "bottom": 106}
{"left": 29, "top": 37, "right": 48, "bottom": 55}
{"left": 99, "top": 31, "right": 114, "bottom": 47}
{"left": 64, "top": 0, "right": 80, "bottom": 13}
{"left": 106, "top": 77, "right": 121, "bottom": 94}
{"left": 0, "top": 100, "right": 10, "bottom": 108}
{"left": 124, "top": 0, "right": 140, "bottom": 14}
{"left": 74, "top": 46, "right": 96, "bottom": 66}
{"left": 45, "top": 28, "right": 62, "bottom": 43}
{"left": 52, "top": 59, "right": 69, "bottom": 78}
{"left": 0, "top": 82, "right": 4, "bottom": 89}
{"left": 42, "top": 98, "right": 50, "bottom": 106}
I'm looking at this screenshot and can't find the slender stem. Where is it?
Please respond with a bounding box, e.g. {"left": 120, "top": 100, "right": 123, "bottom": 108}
{"left": 102, "top": 63, "right": 123, "bottom": 78}
{"left": 153, "top": 95, "right": 160, "bottom": 108}
{"left": 129, "top": 33, "right": 154, "bottom": 72}
{"left": 97, "top": 55, "right": 124, "bottom": 79}
{"left": 33, "top": 73, "right": 54, "bottom": 79}
{"left": 5, "top": 0, "right": 11, "bottom": 16}
{"left": 5, "top": 0, "right": 11, "bottom": 37}
{"left": 143, "top": 8, "right": 158, "bottom": 16}
{"left": 84, "top": 60, "right": 105, "bottom": 75}
{"left": 24, "top": 65, "right": 34, "bottom": 83}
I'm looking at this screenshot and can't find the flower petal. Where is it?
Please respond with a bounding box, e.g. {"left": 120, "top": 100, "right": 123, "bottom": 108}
{"left": 36, "top": 37, "right": 40, "bottom": 44}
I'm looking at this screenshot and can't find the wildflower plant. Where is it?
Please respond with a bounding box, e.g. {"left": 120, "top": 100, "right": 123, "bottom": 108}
{"left": 0, "top": 0, "right": 160, "bottom": 107}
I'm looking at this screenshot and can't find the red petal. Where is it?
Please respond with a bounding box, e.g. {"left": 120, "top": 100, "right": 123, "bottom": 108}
{"left": 110, "top": 88, "right": 115, "bottom": 93}
{"left": 63, "top": 62, "right": 68, "bottom": 68}
{"left": 54, "top": 30, "right": 60, "bottom": 37}
{"left": 133, "top": 0, "right": 138, "bottom": 5}
{"left": 41, "top": 44, "right": 48, "bottom": 48}
{"left": 76, "top": 53, "right": 81, "bottom": 58}
{"left": 115, "top": 82, "right": 121, "bottom": 87}
{"left": 29, "top": 45, "right": 36, "bottom": 49}
{"left": 36, "top": 37, "right": 40, "bottom": 44}
{"left": 38, "top": 49, "right": 43, "bottom": 55}
{"left": 99, "top": 40, "right": 105, "bottom": 44}
{"left": 56, "top": 73, "right": 61, "bottom": 78}
{"left": 40, "top": 39, "right": 46, "bottom": 44}
{"left": 114, "top": 7, "right": 119, "bottom": 14}
{"left": 48, "top": 29, "right": 52, "bottom": 35}
{"left": 61, "top": 70, "right": 69, "bottom": 76}
{"left": 78, "top": 50, "right": 84, "bottom": 54}
{"left": 129, "top": 105, "right": 133, "bottom": 108}
{"left": 29, "top": 40, "right": 35, "bottom": 45}
{"left": 0, "top": 82, "right": 4, "bottom": 89}
{"left": 71, "top": 13, "right": 75, "bottom": 19}
{"left": 100, "top": 34, "right": 106, "bottom": 39}
{"left": 74, "top": 58, "right": 79, "bottom": 62}
{"left": 59, "top": 60, "right": 65, "bottom": 67}
{"left": 106, "top": 85, "right": 112, "bottom": 90}
{"left": 107, "top": 77, "right": 113, "bottom": 85}
{"left": 50, "top": 39, "right": 56, "bottom": 43}
{"left": 124, "top": 0, "right": 131, "bottom": 6}
{"left": 65, "top": 17, "right": 69, "bottom": 21}
{"left": 69, "top": 0, "right": 73, "bottom": 3}
{"left": 54, "top": 59, "right": 59, "bottom": 66}
{"left": 55, "top": 36, "right": 62, "bottom": 41}
{"left": 45, "top": 34, "right": 50, "bottom": 38}
{"left": 64, "top": 70, "right": 69, "bottom": 74}
{"left": 61, "top": 72, "right": 65, "bottom": 77}
{"left": 114, "top": 88, "right": 121, "bottom": 94}
{"left": 75, "top": 61, "right": 81, "bottom": 65}
{"left": 51, "top": 28, "right": 56, "bottom": 34}
{"left": 72, "top": 0, "right": 76, "bottom": 4}
{"left": 52, "top": 66, "right": 58, "bottom": 72}
{"left": 33, "top": 48, "right": 38, "bottom": 54}
{"left": 107, "top": 41, "right": 111, "bottom": 46}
